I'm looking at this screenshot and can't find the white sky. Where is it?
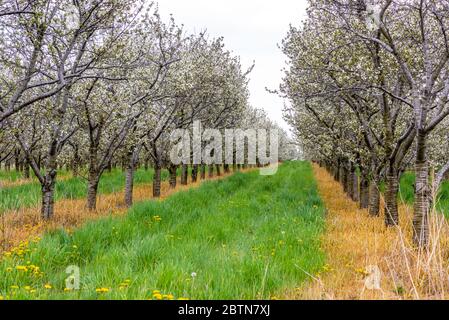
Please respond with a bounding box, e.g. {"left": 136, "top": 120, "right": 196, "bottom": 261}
{"left": 158, "top": 0, "right": 308, "bottom": 133}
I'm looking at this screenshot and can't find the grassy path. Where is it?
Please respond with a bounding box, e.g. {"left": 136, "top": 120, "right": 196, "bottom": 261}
{"left": 0, "top": 161, "right": 325, "bottom": 300}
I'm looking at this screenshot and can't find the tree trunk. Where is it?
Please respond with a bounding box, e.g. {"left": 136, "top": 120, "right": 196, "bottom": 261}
{"left": 153, "top": 165, "right": 162, "bottom": 198}
{"left": 413, "top": 131, "right": 430, "bottom": 246}
{"left": 341, "top": 166, "right": 348, "bottom": 193}
{"left": 346, "top": 166, "right": 354, "bottom": 199}
{"left": 23, "top": 163, "right": 30, "bottom": 179}
{"left": 384, "top": 170, "right": 399, "bottom": 227}
{"left": 41, "top": 173, "right": 56, "bottom": 220}
{"left": 224, "top": 164, "right": 230, "bottom": 174}
{"left": 359, "top": 172, "right": 370, "bottom": 209}
{"left": 72, "top": 147, "right": 80, "bottom": 177}
{"left": 215, "top": 164, "right": 221, "bottom": 176}
{"left": 168, "top": 164, "right": 177, "bottom": 188}
{"left": 191, "top": 164, "right": 198, "bottom": 182}
{"left": 368, "top": 180, "right": 380, "bottom": 217}
{"left": 72, "top": 159, "right": 79, "bottom": 177}
{"left": 208, "top": 164, "right": 214, "bottom": 178}
{"left": 181, "top": 164, "right": 188, "bottom": 185}
{"left": 200, "top": 164, "right": 206, "bottom": 180}
{"left": 87, "top": 146, "right": 100, "bottom": 210}
{"left": 124, "top": 148, "right": 140, "bottom": 208}
{"left": 352, "top": 168, "right": 359, "bottom": 202}
{"left": 334, "top": 163, "right": 340, "bottom": 181}
{"left": 124, "top": 163, "right": 134, "bottom": 207}
{"left": 87, "top": 176, "right": 100, "bottom": 210}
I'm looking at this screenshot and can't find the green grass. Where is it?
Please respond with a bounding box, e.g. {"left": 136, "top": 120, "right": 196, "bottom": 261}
{"left": 399, "top": 172, "right": 449, "bottom": 215}
{"left": 0, "top": 169, "right": 72, "bottom": 183}
{"left": 0, "top": 161, "right": 325, "bottom": 300}
{"left": 0, "top": 170, "right": 28, "bottom": 183}
{"left": 0, "top": 168, "right": 168, "bottom": 212}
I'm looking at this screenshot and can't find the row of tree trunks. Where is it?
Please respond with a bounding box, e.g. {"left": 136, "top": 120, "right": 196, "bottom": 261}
{"left": 329, "top": 161, "right": 381, "bottom": 217}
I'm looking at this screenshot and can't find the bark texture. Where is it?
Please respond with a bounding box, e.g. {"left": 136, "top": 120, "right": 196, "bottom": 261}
{"left": 385, "top": 173, "right": 399, "bottom": 226}
{"left": 368, "top": 180, "right": 380, "bottom": 217}
{"left": 359, "top": 173, "right": 370, "bottom": 209}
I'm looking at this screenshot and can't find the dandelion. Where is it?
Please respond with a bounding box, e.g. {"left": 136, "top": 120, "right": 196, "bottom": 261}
{"left": 24, "top": 286, "right": 31, "bottom": 291}
{"left": 95, "top": 288, "right": 110, "bottom": 293}
{"left": 6, "top": 267, "right": 12, "bottom": 272}
{"left": 167, "top": 294, "right": 174, "bottom": 300}
{"left": 10, "top": 285, "right": 19, "bottom": 290}
{"left": 355, "top": 267, "right": 369, "bottom": 276}
{"left": 191, "top": 272, "right": 197, "bottom": 278}
{"left": 32, "top": 236, "right": 41, "bottom": 243}
{"left": 152, "top": 293, "right": 162, "bottom": 300}
{"left": 16, "top": 266, "right": 28, "bottom": 272}
{"left": 64, "top": 288, "right": 73, "bottom": 292}
{"left": 152, "top": 215, "right": 162, "bottom": 222}
{"left": 119, "top": 281, "right": 130, "bottom": 289}
{"left": 178, "top": 297, "right": 189, "bottom": 300}
{"left": 44, "top": 284, "right": 52, "bottom": 289}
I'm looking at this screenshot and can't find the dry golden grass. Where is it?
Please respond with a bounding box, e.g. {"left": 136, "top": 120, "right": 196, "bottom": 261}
{"left": 0, "top": 178, "right": 35, "bottom": 188}
{"left": 0, "top": 169, "right": 249, "bottom": 253}
{"left": 290, "top": 164, "right": 449, "bottom": 300}
{"left": 0, "top": 173, "right": 73, "bottom": 188}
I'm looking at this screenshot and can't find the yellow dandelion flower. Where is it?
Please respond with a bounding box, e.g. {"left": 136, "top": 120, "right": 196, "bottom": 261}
{"left": 167, "top": 294, "right": 174, "bottom": 300}
{"left": 10, "top": 285, "right": 19, "bottom": 290}
{"left": 16, "top": 265, "right": 28, "bottom": 272}
{"left": 95, "top": 288, "right": 109, "bottom": 293}
{"left": 178, "top": 297, "right": 189, "bottom": 300}
{"left": 24, "top": 286, "right": 31, "bottom": 291}
{"left": 64, "top": 288, "right": 73, "bottom": 292}
{"left": 44, "top": 284, "right": 52, "bottom": 289}
{"left": 152, "top": 293, "right": 162, "bottom": 300}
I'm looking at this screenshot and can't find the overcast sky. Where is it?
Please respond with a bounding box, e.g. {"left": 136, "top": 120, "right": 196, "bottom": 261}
{"left": 158, "top": 0, "right": 308, "bottom": 133}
